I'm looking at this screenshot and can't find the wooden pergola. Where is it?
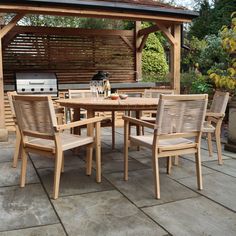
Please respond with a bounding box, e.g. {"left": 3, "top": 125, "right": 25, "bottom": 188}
{"left": 0, "top": 0, "right": 198, "bottom": 140}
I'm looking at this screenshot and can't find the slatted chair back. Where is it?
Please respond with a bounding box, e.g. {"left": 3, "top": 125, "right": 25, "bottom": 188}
{"left": 7, "top": 91, "right": 17, "bottom": 118}
{"left": 68, "top": 89, "right": 98, "bottom": 99}
{"left": 210, "top": 91, "right": 229, "bottom": 114}
{"left": 156, "top": 94, "right": 208, "bottom": 136}
{"left": 144, "top": 89, "right": 174, "bottom": 98}
{"left": 13, "top": 95, "right": 57, "bottom": 139}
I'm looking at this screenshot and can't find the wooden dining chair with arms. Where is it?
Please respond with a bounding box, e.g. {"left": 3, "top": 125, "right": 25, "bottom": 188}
{"left": 68, "top": 89, "right": 116, "bottom": 147}
{"left": 12, "top": 95, "right": 103, "bottom": 199}
{"left": 141, "top": 89, "right": 175, "bottom": 123}
{"left": 123, "top": 94, "right": 208, "bottom": 199}
{"left": 7, "top": 91, "right": 65, "bottom": 168}
{"left": 203, "top": 91, "right": 229, "bottom": 165}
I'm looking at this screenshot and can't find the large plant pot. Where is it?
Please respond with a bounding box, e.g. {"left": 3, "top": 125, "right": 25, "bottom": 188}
{"left": 225, "top": 96, "right": 236, "bottom": 152}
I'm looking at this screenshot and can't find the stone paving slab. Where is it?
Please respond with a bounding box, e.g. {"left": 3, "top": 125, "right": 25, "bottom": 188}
{"left": 179, "top": 172, "right": 236, "bottom": 211}
{"left": 104, "top": 169, "right": 199, "bottom": 207}
{"left": 0, "top": 224, "right": 66, "bottom": 236}
{"left": 30, "top": 150, "right": 85, "bottom": 169}
{"left": 0, "top": 148, "right": 15, "bottom": 163}
{"left": 182, "top": 148, "right": 230, "bottom": 162}
{"left": 143, "top": 196, "right": 236, "bottom": 236}
{"left": 203, "top": 158, "right": 236, "bottom": 178}
{"left": 0, "top": 161, "right": 39, "bottom": 187}
{"left": 38, "top": 166, "right": 114, "bottom": 198}
{"left": 0, "top": 184, "right": 59, "bottom": 232}
{"left": 52, "top": 190, "right": 167, "bottom": 236}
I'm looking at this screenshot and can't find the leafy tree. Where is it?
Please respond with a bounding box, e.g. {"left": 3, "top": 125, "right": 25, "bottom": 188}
{"left": 189, "top": 0, "right": 212, "bottom": 39}
{"left": 181, "top": 36, "right": 207, "bottom": 72}
{"left": 208, "top": 13, "right": 236, "bottom": 91}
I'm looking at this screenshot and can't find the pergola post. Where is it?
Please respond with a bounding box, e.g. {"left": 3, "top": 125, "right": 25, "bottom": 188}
{"left": 135, "top": 21, "right": 142, "bottom": 81}
{"left": 0, "top": 13, "right": 24, "bottom": 141}
{"left": 170, "top": 24, "right": 181, "bottom": 94}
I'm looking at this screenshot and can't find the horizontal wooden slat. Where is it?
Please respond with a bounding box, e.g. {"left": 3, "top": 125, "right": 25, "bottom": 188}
{"left": 3, "top": 26, "right": 136, "bottom": 85}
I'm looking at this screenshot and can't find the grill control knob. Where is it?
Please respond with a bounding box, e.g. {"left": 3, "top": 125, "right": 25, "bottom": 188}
{"left": 49, "top": 88, "right": 53, "bottom": 91}
{"left": 40, "top": 88, "right": 44, "bottom": 91}
{"left": 21, "top": 88, "right": 25, "bottom": 92}
{"left": 31, "top": 88, "right": 35, "bottom": 92}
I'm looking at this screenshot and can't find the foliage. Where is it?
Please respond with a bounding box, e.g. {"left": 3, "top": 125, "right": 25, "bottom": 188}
{"left": 181, "top": 36, "right": 207, "bottom": 72}
{"left": 142, "top": 32, "right": 169, "bottom": 81}
{"left": 198, "top": 34, "right": 229, "bottom": 74}
{"left": 180, "top": 71, "right": 213, "bottom": 94}
{"left": 208, "top": 13, "right": 236, "bottom": 91}
{"left": 189, "top": 0, "right": 236, "bottom": 40}
{"left": 189, "top": 0, "right": 212, "bottom": 39}
{"left": 190, "top": 74, "right": 213, "bottom": 94}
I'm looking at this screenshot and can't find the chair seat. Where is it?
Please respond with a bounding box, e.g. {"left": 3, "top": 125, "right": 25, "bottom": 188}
{"left": 202, "top": 121, "right": 215, "bottom": 133}
{"left": 130, "top": 135, "right": 195, "bottom": 151}
{"left": 140, "top": 116, "right": 156, "bottom": 122}
{"left": 25, "top": 133, "right": 94, "bottom": 152}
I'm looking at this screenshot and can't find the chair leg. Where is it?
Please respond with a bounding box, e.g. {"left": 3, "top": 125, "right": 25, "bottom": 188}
{"left": 174, "top": 155, "right": 179, "bottom": 166}
{"left": 215, "top": 125, "right": 223, "bottom": 165}
{"left": 95, "top": 143, "right": 101, "bottom": 183}
{"left": 12, "top": 128, "right": 21, "bottom": 168}
{"left": 20, "top": 148, "right": 28, "bottom": 187}
{"left": 124, "top": 121, "right": 129, "bottom": 181}
{"left": 152, "top": 149, "right": 160, "bottom": 199}
{"left": 112, "top": 111, "right": 115, "bottom": 150}
{"left": 86, "top": 146, "right": 93, "bottom": 176}
{"left": 61, "top": 153, "right": 65, "bottom": 173}
{"left": 53, "top": 151, "right": 63, "bottom": 200}
{"left": 195, "top": 151, "right": 203, "bottom": 190}
{"left": 167, "top": 156, "right": 172, "bottom": 175}
{"left": 207, "top": 132, "right": 213, "bottom": 157}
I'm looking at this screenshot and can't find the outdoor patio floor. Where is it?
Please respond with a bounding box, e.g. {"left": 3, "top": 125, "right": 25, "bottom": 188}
{"left": 0, "top": 127, "right": 236, "bottom": 236}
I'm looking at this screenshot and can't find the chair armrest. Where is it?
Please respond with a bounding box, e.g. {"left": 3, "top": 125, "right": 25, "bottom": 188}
{"left": 55, "top": 117, "right": 104, "bottom": 131}
{"left": 206, "top": 112, "right": 224, "bottom": 118}
{"left": 122, "top": 115, "right": 157, "bottom": 129}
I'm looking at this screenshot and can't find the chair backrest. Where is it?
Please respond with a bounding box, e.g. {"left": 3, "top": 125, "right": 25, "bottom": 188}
{"left": 68, "top": 89, "right": 98, "bottom": 99}
{"left": 144, "top": 89, "right": 174, "bottom": 98}
{"left": 13, "top": 95, "right": 57, "bottom": 139}
{"left": 210, "top": 91, "right": 229, "bottom": 114}
{"left": 156, "top": 94, "right": 208, "bottom": 135}
{"left": 7, "top": 91, "right": 17, "bottom": 117}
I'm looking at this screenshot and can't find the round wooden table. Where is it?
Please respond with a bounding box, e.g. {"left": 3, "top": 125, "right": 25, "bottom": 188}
{"left": 57, "top": 97, "right": 159, "bottom": 148}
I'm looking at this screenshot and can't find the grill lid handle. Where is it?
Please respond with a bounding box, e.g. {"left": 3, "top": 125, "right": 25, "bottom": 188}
{"left": 29, "top": 81, "right": 45, "bottom": 85}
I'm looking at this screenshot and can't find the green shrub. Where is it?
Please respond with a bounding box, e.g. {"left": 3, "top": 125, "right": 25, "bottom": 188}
{"left": 142, "top": 33, "right": 168, "bottom": 81}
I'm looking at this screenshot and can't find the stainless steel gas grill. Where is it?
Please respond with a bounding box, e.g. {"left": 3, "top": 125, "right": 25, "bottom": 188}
{"left": 15, "top": 72, "right": 58, "bottom": 98}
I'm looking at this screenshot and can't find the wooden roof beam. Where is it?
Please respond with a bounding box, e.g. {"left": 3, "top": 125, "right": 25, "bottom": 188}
{"left": 0, "top": 13, "right": 24, "bottom": 38}
{"left": 0, "top": 5, "right": 192, "bottom": 23}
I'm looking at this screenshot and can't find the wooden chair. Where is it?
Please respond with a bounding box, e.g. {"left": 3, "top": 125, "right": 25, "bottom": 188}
{"left": 123, "top": 94, "right": 208, "bottom": 199}
{"left": 68, "top": 89, "right": 116, "bottom": 149}
{"left": 203, "top": 91, "right": 229, "bottom": 165}
{"left": 141, "top": 89, "right": 175, "bottom": 123}
{"left": 7, "top": 91, "right": 20, "bottom": 168}
{"left": 7, "top": 91, "right": 65, "bottom": 168}
{"left": 12, "top": 95, "right": 102, "bottom": 199}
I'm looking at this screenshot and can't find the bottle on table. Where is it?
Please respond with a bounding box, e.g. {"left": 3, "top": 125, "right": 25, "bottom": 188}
{"left": 103, "top": 79, "right": 111, "bottom": 97}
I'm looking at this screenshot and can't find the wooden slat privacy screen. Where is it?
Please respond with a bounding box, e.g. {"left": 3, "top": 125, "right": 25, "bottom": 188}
{"left": 3, "top": 27, "right": 135, "bottom": 85}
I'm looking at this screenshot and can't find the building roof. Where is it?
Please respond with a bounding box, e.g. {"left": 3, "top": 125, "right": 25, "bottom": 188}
{"left": 1, "top": 0, "right": 198, "bottom": 19}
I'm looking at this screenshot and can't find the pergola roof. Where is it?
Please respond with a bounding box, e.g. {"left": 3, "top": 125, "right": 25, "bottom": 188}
{"left": 0, "top": 0, "right": 198, "bottom": 21}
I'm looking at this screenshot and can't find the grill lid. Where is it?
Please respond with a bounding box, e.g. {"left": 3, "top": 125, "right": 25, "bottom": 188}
{"left": 15, "top": 72, "right": 58, "bottom": 97}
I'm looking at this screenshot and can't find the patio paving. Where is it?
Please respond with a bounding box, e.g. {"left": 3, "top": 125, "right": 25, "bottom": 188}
{"left": 0, "top": 127, "right": 236, "bottom": 235}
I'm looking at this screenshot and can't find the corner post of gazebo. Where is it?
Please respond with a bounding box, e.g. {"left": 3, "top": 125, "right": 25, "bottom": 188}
{"left": 0, "top": 13, "right": 24, "bottom": 141}
{"left": 170, "top": 24, "right": 181, "bottom": 94}
{"left": 135, "top": 21, "right": 142, "bottom": 81}
{"left": 155, "top": 22, "right": 181, "bottom": 93}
